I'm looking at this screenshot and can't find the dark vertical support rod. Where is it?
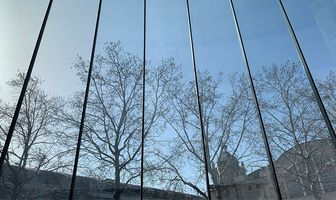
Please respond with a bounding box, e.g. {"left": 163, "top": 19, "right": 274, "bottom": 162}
{"left": 0, "top": 0, "right": 53, "bottom": 175}
{"left": 228, "top": 0, "right": 283, "bottom": 199}
{"left": 140, "top": 0, "right": 147, "bottom": 199}
{"left": 68, "top": 0, "right": 102, "bottom": 199}
{"left": 277, "top": 0, "right": 336, "bottom": 147}
{"left": 185, "top": 0, "right": 212, "bottom": 199}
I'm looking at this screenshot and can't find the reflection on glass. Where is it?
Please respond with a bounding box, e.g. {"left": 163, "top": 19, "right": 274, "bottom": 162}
{"left": 282, "top": 0, "right": 336, "bottom": 132}
{"left": 1, "top": 0, "right": 336, "bottom": 200}
{"left": 189, "top": 0, "right": 277, "bottom": 199}
{"left": 234, "top": 0, "right": 336, "bottom": 199}
{"left": 0, "top": 0, "right": 97, "bottom": 199}
{"left": 143, "top": 0, "right": 207, "bottom": 199}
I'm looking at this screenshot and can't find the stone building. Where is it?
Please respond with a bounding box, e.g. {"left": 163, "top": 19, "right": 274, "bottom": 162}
{"left": 210, "top": 139, "right": 336, "bottom": 200}
{"left": 275, "top": 139, "right": 336, "bottom": 200}
{"left": 210, "top": 145, "right": 276, "bottom": 200}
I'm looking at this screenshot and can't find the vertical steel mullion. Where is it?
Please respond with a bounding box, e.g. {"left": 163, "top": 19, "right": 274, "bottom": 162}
{"left": 0, "top": 0, "right": 54, "bottom": 175}
{"left": 185, "top": 0, "right": 212, "bottom": 199}
{"left": 140, "top": 0, "right": 147, "bottom": 199}
{"left": 228, "top": 0, "right": 283, "bottom": 199}
{"left": 68, "top": 0, "right": 102, "bottom": 199}
{"left": 277, "top": 0, "right": 336, "bottom": 147}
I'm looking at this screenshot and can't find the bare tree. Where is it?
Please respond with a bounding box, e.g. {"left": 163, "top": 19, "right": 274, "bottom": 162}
{"left": 319, "top": 71, "right": 336, "bottom": 128}
{"left": 62, "top": 41, "right": 180, "bottom": 200}
{"left": 155, "top": 62, "right": 336, "bottom": 200}
{"left": 0, "top": 73, "right": 69, "bottom": 200}
{"left": 254, "top": 62, "right": 336, "bottom": 200}
{"left": 151, "top": 69, "right": 265, "bottom": 199}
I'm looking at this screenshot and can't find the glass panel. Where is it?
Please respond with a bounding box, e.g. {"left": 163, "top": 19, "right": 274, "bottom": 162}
{"left": 2, "top": 1, "right": 336, "bottom": 200}
{"left": 282, "top": 0, "right": 336, "bottom": 132}
{"left": 0, "top": 0, "right": 48, "bottom": 154}
{"left": 234, "top": 0, "right": 336, "bottom": 199}
{"left": 143, "top": 0, "right": 207, "bottom": 199}
{"left": 0, "top": 0, "right": 97, "bottom": 198}
{"left": 73, "top": 0, "right": 143, "bottom": 199}
{"left": 189, "top": 1, "right": 278, "bottom": 199}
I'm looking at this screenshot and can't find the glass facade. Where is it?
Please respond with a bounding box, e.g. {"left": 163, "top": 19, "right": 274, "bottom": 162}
{"left": 0, "top": 0, "right": 335, "bottom": 200}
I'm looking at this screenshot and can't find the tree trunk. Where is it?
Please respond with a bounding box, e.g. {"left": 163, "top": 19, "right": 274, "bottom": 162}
{"left": 311, "top": 182, "right": 321, "bottom": 200}
{"left": 113, "top": 190, "right": 121, "bottom": 200}
{"left": 114, "top": 150, "right": 121, "bottom": 200}
{"left": 113, "top": 172, "right": 121, "bottom": 200}
{"left": 215, "top": 185, "right": 223, "bottom": 200}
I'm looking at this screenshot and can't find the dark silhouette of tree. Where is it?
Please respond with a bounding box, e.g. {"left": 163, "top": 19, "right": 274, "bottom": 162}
{"left": 0, "top": 73, "right": 69, "bottom": 200}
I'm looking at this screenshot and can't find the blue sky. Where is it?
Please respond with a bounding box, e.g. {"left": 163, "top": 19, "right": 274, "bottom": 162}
{"left": 0, "top": 0, "right": 335, "bottom": 103}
